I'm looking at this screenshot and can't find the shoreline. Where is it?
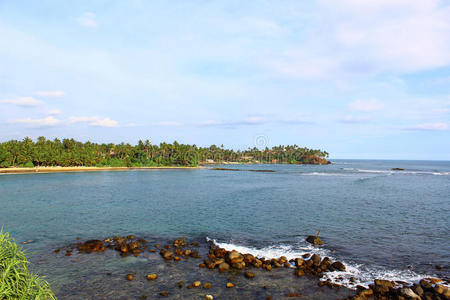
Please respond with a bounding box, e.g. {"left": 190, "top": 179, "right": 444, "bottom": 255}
{"left": 0, "top": 166, "right": 202, "bottom": 175}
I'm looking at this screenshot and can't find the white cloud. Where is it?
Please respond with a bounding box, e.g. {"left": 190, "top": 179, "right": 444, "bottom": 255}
{"left": 349, "top": 99, "right": 384, "bottom": 112}
{"left": 338, "top": 115, "right": 371, "bottom": 124}
{"left": 271, "top": 0, "right": 450, "bottom": 78}
{"left": 406, "top": 122, "right": 448, "bottom": 131}
{"left": 47, "top": 109, "right": 62, "bottom": 115}
{"left": 76, "top": 12, "right": 97, "bottom": 28}
{"left": 10, "top": 116, "right": 61, "bottom": 127}
{"left": 90, "top": 117, "right": 118, "bottom": 128}
{"left": 154, "top": 121, "right": 182, "bottom": 126}
{"left": 35, "top": 91, "right": 65, "bottom": 97}
{"left": 1, "top": 97, "right": 43, "bottom": 107}
{"left": 68, "top": 116, "right": 98, "bottom": 124}
{"left": 68, "top": 116, "right": 118, "bottom": 127}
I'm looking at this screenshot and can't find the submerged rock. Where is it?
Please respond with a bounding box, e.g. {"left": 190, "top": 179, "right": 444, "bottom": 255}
{"left": 306, "top": 235, "right": 323, "bottom": 246}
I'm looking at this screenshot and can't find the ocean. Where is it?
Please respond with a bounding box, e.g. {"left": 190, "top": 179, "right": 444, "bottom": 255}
{"left": 0, "top": 159, "right": 449, "bottom": 298}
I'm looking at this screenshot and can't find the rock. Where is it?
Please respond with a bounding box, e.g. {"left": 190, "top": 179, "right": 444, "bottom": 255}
{"left": 391, "top": 168, "right": 404, "bottom": 171}
{"left": 412, "top": 284, "right": 423, "bottom": 296}
{"left": 399, "top": 288, "right": 420, "bottom": 299}
{"left": 79, "top": 240, "right": 105, "bottom": 253}
{"left": 302, "top": 253, "right": 310, "bottom": 258}
{"left": 244, "top": 271, "right": 256, "bottom": 279}
{"left": 126, "top": 274, "right": 134, "bottom": 281}
{"left": 420, "top": 279, "right": 433, "bottom": 290}
{"left": 311, "top": 254, "right": 321, "bottom": 266}
{"left": 331, "top": 261, "right": 346, "bottom": 271}
{"left": 193, "top": 281, "right": 201, "bottom": 288}
{"left": 214, "top": 248, "right": 227, "bottom": 258}
{"left": 295, "top": 269, "right": 305, "bottom": 277}
{"left": 295, "top": 258, "right": 305, "bottom": 268}
{"left": 127, "top": 235, "right": 135, "bottom": 240}
{"left": 228, "top": 250, "right": 244, "bottom": 264}
{"left": 232, "top": 262, "right": 246, "bottom": 270}
{"left": 226, "top": 282, "right": 235, "bottom": 288}
{"left": 190, "top": 250, "right": 201, "bottom": 258}
{"left": 243, "top": 253, "right": 255, "bottom": 264}
{"left": 252, "top": 259, "right": 262, "bottom": 268}
{"left": 173, "top": 256, "right": 181, "bottom": 262}
{"left": 173, "top": 237, "right": 186, "bottom": 248}
{"left": 205, "top": 295, "right": 213, "bottom": 300}
{"left": 265, "top": 264, "right": 272, "bottom": 271}
{"left": 218, "top": 262, "right": 230, "bottom": 272}
{"left": 146, "top": 273, "right": 158, "bottom": 280}
{"left": 373, "top": 279, "right": 394, "bottom": 294}
{"left": 213, "top": 258, "right": 225, "bottom": 266}
{"left": 160, "top": 250, "right": 173, "bottom": 260}
{"left": 203, "top": 283, "right": 212, "bottom": 289}
{"left": 306, "top": 235, "right": 323, "bottom": 246}
{"left": 177, "top": 281, "right": 184, "bottom": 288}
{"left": 434, "top": 284, "right": 447, "bottom": 295}
{"left": 428, "top": 278, "right": 443, "bottom": 284}
{"left": 159, "top": 292, "right": 168, "bottom": 297}
{"left": 358, "top": 288, "right": 374, "bottom": 298}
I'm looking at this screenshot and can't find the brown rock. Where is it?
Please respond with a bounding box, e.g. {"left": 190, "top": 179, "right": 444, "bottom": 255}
{"left": 193, "top": 281, "right": 201, "bottom": 288}
{"left": 228, "top": 250, "right": 244, "bottom": 264}
{"left": 218, "top": 262, "right": 230, "bottom": 272}
{"left": 295, "top": 258, "right": 305, "bottom": 268}
{"left": 331, "top": 261, "right": 346, "bottom": 271}
{"left": 126, "top": 274, "right": 134, "bottom": 281}
{"left": 310, "top": 254, "right": 321, "bottom": 266}
{"left": 243, "top": 253, "right": 255, "bottom": 264}
{"left": 232, "top": 261, "right": 246, "bottom": 270}
{"left": 146, "top": 273, "right": 157, "bottom": 280}
{"left": 159, "top": 292, "right": 168, "bottom": 297}
{"left": 226, "top": 282, "right": 235, "bottom": 288}
{"left": 306, "top": 235, "right": 323, "bottom": 245}
{"left": 203, "top": 283, "right": 212, "bottom": 289}
{"left": 244, "top": 271, "right": 256, "bottom": 279}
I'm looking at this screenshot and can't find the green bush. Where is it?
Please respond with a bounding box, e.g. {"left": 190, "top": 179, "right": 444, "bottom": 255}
{"left": 0, "top": 231, "right": 56, "bottom": 299}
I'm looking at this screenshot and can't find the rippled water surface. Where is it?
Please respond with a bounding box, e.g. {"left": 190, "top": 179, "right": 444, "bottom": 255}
{"left": 0, "top": 159, "right": 449, "bottom": 296}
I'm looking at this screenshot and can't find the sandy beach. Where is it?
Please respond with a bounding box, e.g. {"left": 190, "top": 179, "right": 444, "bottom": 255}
{"left": 0, "top": 166, "right": 202, "bottom": 174}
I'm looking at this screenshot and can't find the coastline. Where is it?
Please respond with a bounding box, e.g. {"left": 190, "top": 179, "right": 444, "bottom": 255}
{"left": 0, "top": 166, "right": 202, "bottom": 175}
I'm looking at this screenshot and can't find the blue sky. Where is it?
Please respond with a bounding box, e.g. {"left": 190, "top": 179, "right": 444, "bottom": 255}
{"left": 1, "top": 0, "right": 449, "bottom": 160}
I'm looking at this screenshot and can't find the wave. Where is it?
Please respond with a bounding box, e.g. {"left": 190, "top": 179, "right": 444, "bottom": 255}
{"left": 341, "top": 168, "right": 450, "bottom": 176}
{"left": 298, "top": 172, "right": 354, "bottom": 177}
{"left": 206, "top": 237, "right": 437, "bottom": 289}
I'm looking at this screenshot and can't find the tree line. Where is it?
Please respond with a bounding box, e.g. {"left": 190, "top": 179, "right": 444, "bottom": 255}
{"left": 0, "top": 137, "right": 329, "bottom": 168}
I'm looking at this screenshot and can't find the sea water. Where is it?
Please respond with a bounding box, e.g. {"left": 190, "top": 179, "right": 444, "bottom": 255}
{"left": 0, "top": 160, "right": 449, "bottom": 295}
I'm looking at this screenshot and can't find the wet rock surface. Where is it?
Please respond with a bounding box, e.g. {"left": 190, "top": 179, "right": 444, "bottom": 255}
{"left": 49, "top": 235, "right": 449, "bottom": 299}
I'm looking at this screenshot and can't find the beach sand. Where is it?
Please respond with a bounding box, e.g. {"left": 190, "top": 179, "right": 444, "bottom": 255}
{"left": 0, "top": 166, "right": 201, "bottom": 174}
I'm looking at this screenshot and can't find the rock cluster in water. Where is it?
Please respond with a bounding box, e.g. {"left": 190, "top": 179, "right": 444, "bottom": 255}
{"left": 57, "top": 235, "right": 449, "bottom": 300}
{"left": 346, "top": 278, "right": 450, "bottom": 300}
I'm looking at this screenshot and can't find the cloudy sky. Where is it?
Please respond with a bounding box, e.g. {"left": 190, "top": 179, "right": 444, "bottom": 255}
{"left": 1, "top": 0, "right": 449, "bottom": 159}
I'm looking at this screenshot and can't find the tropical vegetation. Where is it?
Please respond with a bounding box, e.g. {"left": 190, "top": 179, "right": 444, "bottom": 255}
{"left": 0, "top": 137, "right": 329, "bottom": 168}
{"left": 0, "top": 230, "right": 56, "bottom": 299}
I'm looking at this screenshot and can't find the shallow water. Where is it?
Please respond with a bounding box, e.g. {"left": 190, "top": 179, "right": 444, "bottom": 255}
{"left": 0, "top": 159, "right": 449, "bottom": 296}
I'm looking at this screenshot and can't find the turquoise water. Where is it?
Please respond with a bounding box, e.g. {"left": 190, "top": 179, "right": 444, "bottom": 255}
{"left": 0, "top": 160, "right": 449, "bottom": 291}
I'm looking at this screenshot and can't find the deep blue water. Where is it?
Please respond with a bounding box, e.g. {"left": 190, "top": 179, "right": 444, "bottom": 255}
{"left": 0, "top": 160, "right": 449, "bottom": 289}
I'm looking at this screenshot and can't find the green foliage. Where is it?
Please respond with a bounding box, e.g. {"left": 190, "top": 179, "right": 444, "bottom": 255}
{"left": 0, "top": 137, "right": 329, "bottom": 168}
{"left": 0, "top": 230, "right": 56, "bottom": 299}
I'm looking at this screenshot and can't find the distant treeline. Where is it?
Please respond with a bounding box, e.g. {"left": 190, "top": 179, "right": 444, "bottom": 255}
{"left": 0, "top": 137, "right": 329, "bottom": 168}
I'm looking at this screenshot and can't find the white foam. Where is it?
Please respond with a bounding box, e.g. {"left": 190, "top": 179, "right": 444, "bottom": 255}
{"left": 206, "top": 238, "right": 439, "bottom": 289}
{"left": 206, "top": 237, "right": 329, "bottom": 260}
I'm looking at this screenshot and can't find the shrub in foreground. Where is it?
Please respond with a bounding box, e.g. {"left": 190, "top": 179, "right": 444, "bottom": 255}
{"left": 0, "top": 231, "right": 56, "bottom": 299}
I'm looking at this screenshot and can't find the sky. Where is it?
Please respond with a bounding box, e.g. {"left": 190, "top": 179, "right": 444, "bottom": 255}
{"left": 0, "top": 0, "right": 449, "bottom": 160}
